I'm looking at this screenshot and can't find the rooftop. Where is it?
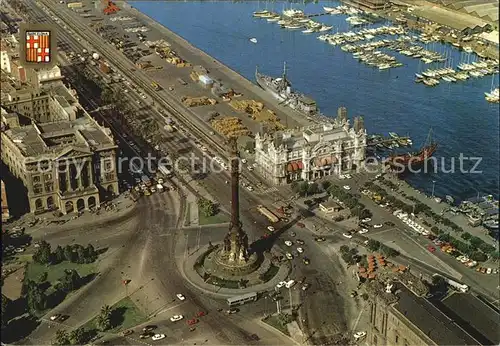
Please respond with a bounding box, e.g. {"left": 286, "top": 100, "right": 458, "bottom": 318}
{"left": 394, "top": 286, "right": 480, "bottom": 345}
{"left": 413, "top": 5, "right": 491, "bottom": 31}
{"left": 438, "top": 293, "right": 500, "bottom": 345}
{"left": 3, "top": 114, "right": 115, "bottom": 159}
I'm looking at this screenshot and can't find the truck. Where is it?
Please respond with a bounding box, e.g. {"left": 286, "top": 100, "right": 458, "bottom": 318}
{"left": 141, "top": 175, "right": 152, "bottom": 187}
{"left": 100, "top": 61, "right": 110, "bottom": 74}
{"left": 257, "top": 205, "right": 280, "bottom": 223}
{"left": 152, "top": 81, "right": 161, "bottom": 91}
{"left": 432, "top": 274, "right": 469, "bottom": 293}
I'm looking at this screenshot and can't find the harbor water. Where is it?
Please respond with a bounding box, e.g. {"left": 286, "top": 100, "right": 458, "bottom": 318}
{"left": 131, "top": 1, "right": 499, "bottom": 201}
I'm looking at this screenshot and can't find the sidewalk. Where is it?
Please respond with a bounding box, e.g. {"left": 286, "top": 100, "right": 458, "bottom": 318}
{"left": 16, "top": 194, "right": 138, "bottom": 237}
{"left": 381, "top": 176, "right": 496, "bottom": 246}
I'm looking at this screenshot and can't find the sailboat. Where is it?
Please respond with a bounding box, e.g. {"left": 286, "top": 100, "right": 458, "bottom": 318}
{"left": 250, "top": 38, "right": 258, "bottom": 44}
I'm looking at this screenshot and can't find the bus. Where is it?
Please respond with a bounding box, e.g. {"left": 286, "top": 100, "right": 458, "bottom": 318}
{"left": 158, "top": 164, "right": 173, "bottom": 178}
{"left": 257, "top": 205, "right": 279, "bottom": 223}
{"left": 226, "top": 292, "right": 258, "bottom": 307}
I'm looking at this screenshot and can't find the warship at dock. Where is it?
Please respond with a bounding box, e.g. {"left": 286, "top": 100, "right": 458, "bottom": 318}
{"left": 255, "top": 62, "right": 319, "bottom": 117}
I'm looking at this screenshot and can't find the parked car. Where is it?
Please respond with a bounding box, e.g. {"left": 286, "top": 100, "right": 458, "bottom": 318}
{"left": 122, "top": 330, "right": 133, "bottom": 336}
{"left": 314, "top": 237, "right": 326, "bottom": 242}
{"left": 170, "top": 315, "right": 183, "bottom": 322}
{"left": 142, "top": 325, "right": 157, "bottom": 332}
{"left": 152, "top": 334, "right": 166, "bottom": 341}
{"left": 176, "top": 293, "right": 185, "bottom": 301}
{"left": 187, "top": 318, "right": 198, "bottom": 325}
{"left": 284, "top": 240, "right": 293, "bottom": 247}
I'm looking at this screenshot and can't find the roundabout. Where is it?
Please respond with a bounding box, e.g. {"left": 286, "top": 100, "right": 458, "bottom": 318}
{"left": 181, "top": 138, "right": 291, "bottom": 296}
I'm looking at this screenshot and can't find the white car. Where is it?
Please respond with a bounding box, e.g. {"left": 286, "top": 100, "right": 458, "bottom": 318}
{"left": 246, "top": 185, "right": 254, "bottom": 191}
{"left": 343, "top": 185, "right": 351, "bottom": 190}
{"left": 267, "top": 226, "right": 275, "bottom": 232}
{"left": 276, "top": 281, "right": 286, "bottom": 288}
{"left": 373, "top": 224, "right": 383, "bottom": 229}
{"left": 241, "top": 159, "right": 247, "bottom": 164}
{"left": 176, "top": 293, "right": 185, "bottom": 301}
{"left": 342, "top": 232, "right": 353, "bottom": 239}
{"left": 358, "top": 228, "right": 369, "bottom": 234}
{"left": 49, "top": 314, "right": 61, "bottom": 321}
{"left": 486, "top": 267, "right": 492, "bottom": 274}
{"left": 152, "top": 334, "right": 166, "bottom": 341}
{"left": 361, "top": 218, "right": 372, "bottom": 223}
{"left": 345, "top": 174, "right": 352, "bottom": 179}
{"left": 296, "top": 247, "right": 304, "bottom": 254}
{"left": 354, "top": 331, "right": 366, "bottom": 340}
{"left": 286, "top": 252, "right": 293, "bottom": 260}
{"left": 285, "top": 280, "right": 296, "bottom": 288}
{"left": 170, "top": 315, "right": 183, "bottom": 322}
{"left": 284, "top": 240, "right": 293, "bottom": 247}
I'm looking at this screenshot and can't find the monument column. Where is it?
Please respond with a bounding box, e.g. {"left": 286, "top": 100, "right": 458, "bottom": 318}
{"left": 87, "top": 162, "right": 94, "bottom": 186}
{"left": 66, "top": 168, "right": 73, "bottom": 192}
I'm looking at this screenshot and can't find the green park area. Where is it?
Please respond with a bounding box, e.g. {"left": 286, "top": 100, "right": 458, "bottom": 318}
{"left": 197, "top": 197, "right": 229, "bottom": 225}
{"left": 83, "top": 297, "right": 147, "bottom": 333}
{"left": 26, "top": 261, "right": 96, "bottom": 291}
{"left": 262, "top": 313, "right": 294, "bottom": 336}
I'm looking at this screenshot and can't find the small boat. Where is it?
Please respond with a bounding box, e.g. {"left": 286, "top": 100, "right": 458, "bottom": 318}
{"left": 319, "top": 25, "right": 333, "bottom": 32}
{"left": 253, "top": 10, "right": 271, "bottom": 17}
{"left": 302, "top": 28, "right": 314, "bottom": 33}
{"left": 389, "top": 132, "right": 399, "bottom": 139}
{"left": 250, "top": 38, "right": 258, "bottom": 44}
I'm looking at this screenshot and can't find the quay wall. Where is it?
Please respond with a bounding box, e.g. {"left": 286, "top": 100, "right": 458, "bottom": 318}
{"left": 119, "top": 1, "right": 319, "bottom": 128}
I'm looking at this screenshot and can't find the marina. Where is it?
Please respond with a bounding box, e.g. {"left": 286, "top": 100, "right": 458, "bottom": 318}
{"left": 253, "top": 5, "right": 499, "bottom": 81}
{"left": 132, "top": 1, "right": 499, "bottom": 200}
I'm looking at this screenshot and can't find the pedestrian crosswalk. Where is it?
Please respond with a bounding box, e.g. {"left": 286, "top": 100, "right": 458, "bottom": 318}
{"left": 257, "top": 186, "right": 279, "bottom": 195}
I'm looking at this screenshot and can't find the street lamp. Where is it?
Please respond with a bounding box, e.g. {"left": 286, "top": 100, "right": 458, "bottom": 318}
{"left": 431, "top": 180, "right": 436, "bottom": 198}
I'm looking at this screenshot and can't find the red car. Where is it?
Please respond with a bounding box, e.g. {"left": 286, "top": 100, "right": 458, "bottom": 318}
{"left": 427, "top": 245, "right": 436, "bottom": 252}
{"left": 296, "top": 222, "right": 305, "bottom": 228}
{"left": 196, "top": 311, "right": 206, "bottom": 317}
{"left": 187, "top": 318, "right": 199, "bottom": 326}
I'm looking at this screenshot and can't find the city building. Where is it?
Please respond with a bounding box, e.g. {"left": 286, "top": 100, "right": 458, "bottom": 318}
{"left": 366, "top": 279, "right": 498, "bottom": 345}
{"left": 25, "top": 65, "right": 64, "bottom": 89}
{"left": 1, "top": 180, "right": 10, "bottom": 222}
{"left": 1, "top": 83, "right": 78, "bottom": 123}
{"left": 254, "top": 109, "right": 366, "bottom": 185}
{"left": 319, "top": 200, "right": 343, "bottom": 213}
{"left": 1, "top": 44, "right": 12, "bottom": 74}
{"left": 1, "top": 93, "right": 119, "bottom": 214}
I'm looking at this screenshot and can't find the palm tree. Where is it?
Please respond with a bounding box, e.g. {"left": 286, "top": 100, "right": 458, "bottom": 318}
{"left": 96, "top": 305, "right": 112, "bottom": 331}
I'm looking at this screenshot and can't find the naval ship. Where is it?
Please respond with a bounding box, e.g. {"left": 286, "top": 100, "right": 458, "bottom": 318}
{"left": 255, "top": 62, "right": 319, "bottom": 117}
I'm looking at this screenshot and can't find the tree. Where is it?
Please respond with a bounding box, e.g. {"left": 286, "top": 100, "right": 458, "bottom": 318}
{"left": 53, "top": 245, "right": 65, "bottom": 264}
{"left": 460, "top": 232, "right": 472, "bottom": 241}
{"left": 37, "top": 272, "right": 48, "bottom": 284}
{"left": 469, "top": 251, "right": 488, "bottom": 262}
{"left": 69, "top": 327, "right": 87, "bottom": 345}
{"left": 339, "top": 245, "right": 350, "bottom": 254}
{"left": 197, "top": 198, "right": 217, "bottom": 217}
{"left": 320, "top": 181, "right": 331, "bottom": 192}
{"left": 101, "top": 88, "right": 115, "bottom": 104}
{"left": 63, "top": 245, "right": 74, "bottom": 263}
{"left": 379, "top": 245, "right": 399, "bottom": 257}
{"left": 1, "top": 294, "right": 11, "bottom": 328}
{"left": 26, "top": 282, "right": 47, "bottom": 312}
{"left": 61, "top": 270, "right": 81, "bottom": 292}
{"left": 84, "top": 244, "right": 98, "bottom": 263}
{"left": 96, "top": 305, "right": 112, "bottom": 331}
{"left": 244, "top": 140, "right": 255, "bottom": 153}
{"left": 307, "top": 182, "right": 319, "bottom": 195}
{"left": 359, "top": 209, "right": 372, "bottom": 219}
{"left": 54, "top": 329, "right": 71, "bottom": 345}
{"left": 366, "top": 239, "right": 381, "bottom": 252}
{"left": 33, "top": 240, "right": 52, "bottom": 265}
{"left": 74, "top": 245, "right": 86, "bottom": 264}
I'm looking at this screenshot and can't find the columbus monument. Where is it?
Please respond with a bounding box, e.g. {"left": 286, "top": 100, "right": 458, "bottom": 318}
{"left": 210, "top": 137, "right": 260, "bottom": 275}
{"left": 190, "top": 138, "right": 287, "bottom": 287}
